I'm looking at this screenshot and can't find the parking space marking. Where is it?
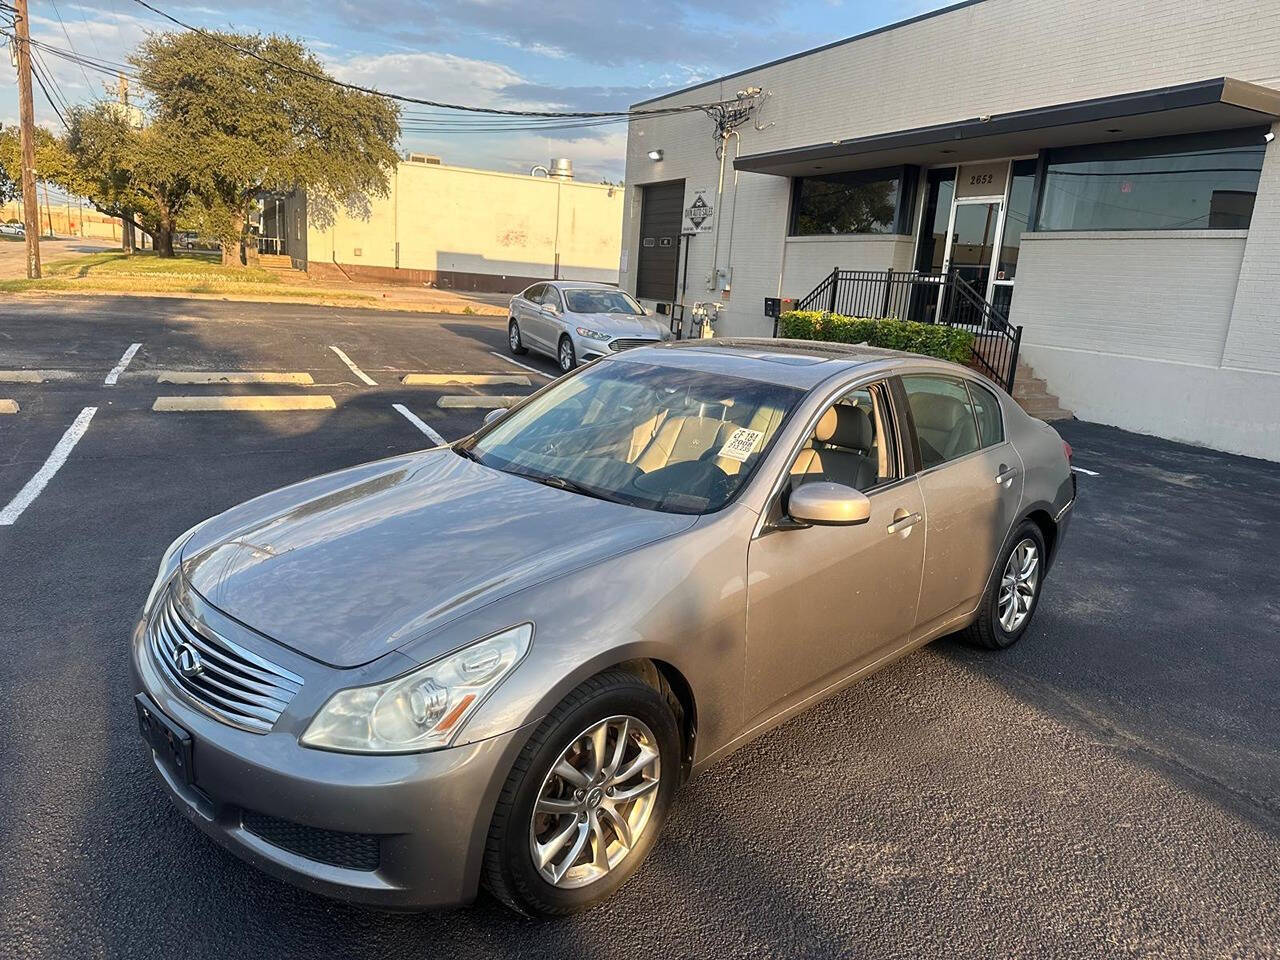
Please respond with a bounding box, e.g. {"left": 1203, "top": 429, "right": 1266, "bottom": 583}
{"left": 1072, "top": 466, "right": 1101, "bottom": 477}
{"left": 155, "top": 371, "right": 316, "bottom": 385}
{"left": 489, "top": 352, "right": 553, "bottom": 377}
{"left": 0, "top": 370, "right": 77, "bottom": 383}
{"left": 104, "top": 343, "right": 142, "bottom": 385}
{"left": 152, "top": 396, "right": 337, "bottom": 412}
{"left": 0, "top": 399, "right": 17, "bottom": 414}
{"left": 392, "top": 403, "right": 447, "bottom": 445}
{"left": 329, "top": 346, "right": 378, "bottom": 386}
{"left": 0, "top": 406, "right": 97, "bottom": 526}
{"left": 437, "top": 395, "right": 525, "bottom": 409}
{"left": 402, "top": 373, "right": 530, "bottom": 386}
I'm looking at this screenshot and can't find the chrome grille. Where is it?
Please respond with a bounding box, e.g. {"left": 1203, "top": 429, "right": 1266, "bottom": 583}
{"left": 609, "top": 338, "right": 660, "bottom": 352}
{"left": 148, "top": 595, "right": 303, "bottom": 734}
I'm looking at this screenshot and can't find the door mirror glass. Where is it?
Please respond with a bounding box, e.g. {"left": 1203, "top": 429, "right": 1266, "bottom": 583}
{"left": 787, "top": 482, "right": 872, "bottom": 526}
{"left": 542, "top": 301, "right": 559, "bottom": 314}
{"left": 482, "top": 407, "right": 507, "bottom": 426}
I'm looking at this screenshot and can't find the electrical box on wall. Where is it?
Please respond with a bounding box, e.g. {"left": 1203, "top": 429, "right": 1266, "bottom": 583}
{"left": 707, "top": 266, "right": 731, "bottom": 292}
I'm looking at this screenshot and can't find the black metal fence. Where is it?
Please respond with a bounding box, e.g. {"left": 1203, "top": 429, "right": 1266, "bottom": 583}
{"left": 788, "top": 267, "right": 1023, "bottom": 393}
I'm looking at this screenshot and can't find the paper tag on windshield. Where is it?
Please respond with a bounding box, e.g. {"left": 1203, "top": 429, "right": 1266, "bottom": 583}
{"left": 717, "top": 428, "right": 765, "bottom": 463}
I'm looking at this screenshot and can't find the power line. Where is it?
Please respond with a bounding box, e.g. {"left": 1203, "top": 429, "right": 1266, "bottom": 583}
{"left": 29, "top": 50, "right": 69, "bottom": 127}
{"left": 45, "top": 0, "right": 96, "bottom": 92}
{"left": 124, "top": 0, "right": 735, "bottom": 121}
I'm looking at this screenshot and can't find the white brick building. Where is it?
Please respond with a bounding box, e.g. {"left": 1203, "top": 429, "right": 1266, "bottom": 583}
{"left": 620, "top": 0, "right": 1280, "bottom": 461}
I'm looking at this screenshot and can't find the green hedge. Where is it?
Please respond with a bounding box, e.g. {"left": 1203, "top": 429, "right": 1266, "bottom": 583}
{"left": 777, "top": 310, "right": 974, "bottom": 365}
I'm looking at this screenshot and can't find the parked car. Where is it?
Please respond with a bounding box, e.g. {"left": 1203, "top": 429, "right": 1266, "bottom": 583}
{"left": 0, "top": 221, "right": 25, "bottom": 237}
{"left": 131, "top": 339, "right": 1074, "bottom": 916}
{"left": 508, "top": 280, "right": 673, "bottom": 372}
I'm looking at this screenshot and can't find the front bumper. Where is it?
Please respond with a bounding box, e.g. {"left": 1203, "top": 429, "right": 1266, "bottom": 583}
{"left": 130, "top": 618, "right": 531, "bottom": 910}
{"left": 574, "top": 332, "right": 666, "bottom": 362}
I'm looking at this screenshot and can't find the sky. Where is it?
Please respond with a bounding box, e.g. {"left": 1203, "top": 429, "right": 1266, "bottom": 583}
{"left": 1, "top": 0, "right": 953, "bottom": 186}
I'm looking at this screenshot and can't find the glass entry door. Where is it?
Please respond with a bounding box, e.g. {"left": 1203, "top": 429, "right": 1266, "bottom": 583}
{"left": 937, "top": 198, "right": 1003, "bottom": 323}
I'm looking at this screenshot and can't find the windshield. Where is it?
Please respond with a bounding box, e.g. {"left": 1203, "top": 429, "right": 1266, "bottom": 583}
{"left": 461, "top": 361, "right": 802, "bottom": 514}
{"left": 564, "top": 289, "right": 644, "bottom": 315}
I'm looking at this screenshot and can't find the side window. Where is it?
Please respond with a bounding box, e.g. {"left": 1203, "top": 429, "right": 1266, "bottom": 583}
{"left": 900, "top": 375, "right": 981, "bottom": 469}
{"left": 541, "top": 286, "right": 563, "bottom": 310}
{"left": 967, "top": 381, "right": 1004, "bottom": 448}
{"left": 523, "top": 283, "right": 545, "bottom": 303}
{"left": 790, "top": 382, "right": 897, "bottom": 493}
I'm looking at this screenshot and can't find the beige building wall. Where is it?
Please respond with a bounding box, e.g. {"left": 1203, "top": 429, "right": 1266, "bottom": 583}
{"left": 290, "top": 161, "right": 624, "bottom": 292}
{"left": 1, "top": 199, "right": 124, "bottom": 241}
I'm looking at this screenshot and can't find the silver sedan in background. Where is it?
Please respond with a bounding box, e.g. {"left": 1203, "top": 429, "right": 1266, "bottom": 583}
{"left": 508, "top": 280, "right": 672, "bottom": 371}
{"left": 131, "top": 340, "right": 1074, "bottom": 917}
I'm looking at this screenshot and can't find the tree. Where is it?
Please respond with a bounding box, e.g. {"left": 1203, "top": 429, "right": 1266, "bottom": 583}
{"left": 132, "top": 31, "right": 400, "bottom": 265}
{"left": 0, "top": 125, "right": 83, "bottom": 204}
{"left": 63, "top": 106, "right": 202, "bottom": 256}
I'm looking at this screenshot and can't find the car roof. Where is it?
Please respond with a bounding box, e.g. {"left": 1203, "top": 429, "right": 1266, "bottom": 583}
{"left": 612, "top": 338, "right": 964, "bottom": 389}
{"left": 547, "top": 281, "right": 618, "bottom": 290}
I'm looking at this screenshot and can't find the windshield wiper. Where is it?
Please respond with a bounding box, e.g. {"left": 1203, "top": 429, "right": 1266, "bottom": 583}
{"left": 453, "top": 445, "right": 483, "bottom": 464}
{"left": 524, "top": 472, "right": 622, "bottom": 505}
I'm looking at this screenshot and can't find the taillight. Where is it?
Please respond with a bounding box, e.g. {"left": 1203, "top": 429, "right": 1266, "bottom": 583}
{"left": 1063, "top": 440, "right": 1073, "bottom": 464}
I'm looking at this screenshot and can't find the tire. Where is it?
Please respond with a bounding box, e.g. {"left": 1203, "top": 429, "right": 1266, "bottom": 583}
{"left": 508, "top": 318, "right": 528, "bottom": 355}
{"left": 482, "top": 670, "right": 680, "bottom": 917}
{"left": 557, "top": 335, "right": 576, "bottom": 373}
{"left": 963, "top": 519, "right": 1048, "bottom": 650}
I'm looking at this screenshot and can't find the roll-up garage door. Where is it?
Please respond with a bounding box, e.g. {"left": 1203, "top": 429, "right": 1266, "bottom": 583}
{"left": 636, "top": 180, "right": 685, "bottom": 301}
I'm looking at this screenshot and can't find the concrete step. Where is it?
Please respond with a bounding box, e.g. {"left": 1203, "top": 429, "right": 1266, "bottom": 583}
{"left": 1013, "top": 376, "right": 1051, "bottom": 399}
{"left": 258, "top": 253, "right": 293, "bottom": 267}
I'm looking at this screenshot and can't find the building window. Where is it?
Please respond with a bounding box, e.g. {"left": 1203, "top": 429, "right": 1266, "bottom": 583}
{"left": 1036, "top": 129, "right": 1267, "bottom": 232}
{"left": 790, "top": 167, "right": 913, "bottom": 236}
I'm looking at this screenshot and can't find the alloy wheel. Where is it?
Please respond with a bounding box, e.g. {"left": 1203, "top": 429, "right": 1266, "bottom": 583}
{"left": 509, "top": 323, "right": 521, "bottom": 350}
{"left": 558, "top": 340, "right": 575, "bottom": 372}
{"left": 998, "top": 538, "right": 1039, "bottom": 632}
{"left": 529, "top": 715, "right": 661, "bottom": 889}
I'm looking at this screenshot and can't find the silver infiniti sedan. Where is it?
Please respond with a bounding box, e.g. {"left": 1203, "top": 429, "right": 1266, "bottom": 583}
{"left": 131, "top": 339, "right": 1075, "bottom": 916}
{"left": 508, "top": 280, "right": 673, "bottom": 371}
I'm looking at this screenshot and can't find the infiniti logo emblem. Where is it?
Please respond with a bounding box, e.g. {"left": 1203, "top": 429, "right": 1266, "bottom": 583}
{"left": 173, "top": 642, "right": 204, "bottom": 679}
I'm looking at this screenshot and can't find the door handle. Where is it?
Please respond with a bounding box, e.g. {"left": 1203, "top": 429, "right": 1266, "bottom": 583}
{"left": 994, "top": 466, "right": 1018, "bottom": 486}
{"left": 887, "top": 511, "right": 922, "bottom": 534}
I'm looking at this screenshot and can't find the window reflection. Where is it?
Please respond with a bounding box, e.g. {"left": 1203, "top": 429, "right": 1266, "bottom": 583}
{"left": 1037, "top": 130, "right": 1266, "bottom": 231}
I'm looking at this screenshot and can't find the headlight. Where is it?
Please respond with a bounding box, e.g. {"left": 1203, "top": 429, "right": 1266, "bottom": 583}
{"left": 143, "top": 518, "right": 209, "bottom": 615}
{"left": 575, "top": 326, "right": 609, "bottom": 341}
{"left": 301, "top": 623, "right": 533, "bottom": 753}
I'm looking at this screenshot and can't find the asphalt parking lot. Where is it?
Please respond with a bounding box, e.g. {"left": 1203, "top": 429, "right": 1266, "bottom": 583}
{"left": 2, "top": 296, "right": 1278, "bottom": 959}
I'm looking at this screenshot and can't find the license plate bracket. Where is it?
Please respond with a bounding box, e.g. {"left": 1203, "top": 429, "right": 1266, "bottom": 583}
{"left": 135, "top": 693, "right": 194, "bottom": 785}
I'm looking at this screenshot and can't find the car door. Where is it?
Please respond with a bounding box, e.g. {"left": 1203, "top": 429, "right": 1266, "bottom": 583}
{"left": 744, "top": 379, "right": 926, "bottom": 724}
{"left": 897, "top": 373, "right": 1023, "bottom": 635}
{"left": 515, "top": 284, "right": 547, "bottom": 349}
{"left": 539, "top": 285, "right": 566, "bottom": 348}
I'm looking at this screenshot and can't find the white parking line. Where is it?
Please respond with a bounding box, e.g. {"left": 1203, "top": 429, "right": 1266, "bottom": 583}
{"left": 104, "top": 343, "right": 141, "bottom": 385}
{"left": 1071, "top": 466, "right": 1100, "bottom": 477}
{"left": 392, "top": 403, "right": 447, "bottom": 445}
{"left": 329, "top": 346, "right": 377, "bottom": 386}
{"left": 489, "top": 352, "right": 552, "bottom": 378}
{"left": 0, "top": 399, "right": 17, "bottom": 414}
{"left": 0, "top": 406, "right": 97, "bottom": 526}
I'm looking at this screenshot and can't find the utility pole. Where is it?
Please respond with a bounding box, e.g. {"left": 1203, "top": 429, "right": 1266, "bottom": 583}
{"left": 14, "top": 0, "right": 42, "bottom": 277}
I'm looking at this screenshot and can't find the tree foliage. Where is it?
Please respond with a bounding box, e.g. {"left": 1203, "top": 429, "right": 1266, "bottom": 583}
{"left": 131, "top": 31, "right": 400, "bottom": 263}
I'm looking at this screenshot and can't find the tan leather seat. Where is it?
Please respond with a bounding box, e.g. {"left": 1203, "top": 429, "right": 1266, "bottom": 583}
{"left": 909, "top": 393, "right": 977, "bottom": 466}
{"left": 634, "top": 415, "right": 726, "bottom": 472}
{"left": 791, "top": 404, "right": 877, "bottom": 490}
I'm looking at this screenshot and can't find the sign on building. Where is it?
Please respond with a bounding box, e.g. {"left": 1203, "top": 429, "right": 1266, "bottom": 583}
{"left": 683, "top": 188, "right": 715, "bottom": 233}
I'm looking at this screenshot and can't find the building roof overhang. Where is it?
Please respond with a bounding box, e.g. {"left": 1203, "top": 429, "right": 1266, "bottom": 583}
{"left": 734, "top": 78, "right": 1280, "bottom": 177}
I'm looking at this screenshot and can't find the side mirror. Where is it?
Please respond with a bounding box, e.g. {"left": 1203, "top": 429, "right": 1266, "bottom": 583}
{"left": 786, "top": 482, "right": 872, "bottom": 526}
{"left": 482, "top": 407, "right": 507, "bottom": 426}
{"left": 542, "top": 302, "right": 559, "bottom": 315}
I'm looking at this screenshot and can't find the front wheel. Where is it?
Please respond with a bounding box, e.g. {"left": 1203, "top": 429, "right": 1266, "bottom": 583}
{"left": 482, "top": 670, "right": 679, "bottom": 916}
{"left": 557, "top": 335, "right": 577, "bottom": 373}
{"left": 963, "top": 520, "right": 1047, "bottom": 649}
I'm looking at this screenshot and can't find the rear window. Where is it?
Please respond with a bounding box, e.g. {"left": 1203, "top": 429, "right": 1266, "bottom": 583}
{"left": 967, "top": 381, "right": 1004, "bottom": 447}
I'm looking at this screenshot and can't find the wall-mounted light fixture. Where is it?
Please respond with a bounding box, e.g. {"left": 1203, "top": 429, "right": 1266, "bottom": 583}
{"left": 647, "top": 149, "right": 664, "bottom": 161}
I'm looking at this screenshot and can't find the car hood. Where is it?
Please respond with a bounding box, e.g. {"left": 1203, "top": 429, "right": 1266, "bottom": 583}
{"left": 574, "top": 312, "right": 669, "bottom": 339}
{"left": 180, "top": 449, "right": 695, "bottom": 668}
